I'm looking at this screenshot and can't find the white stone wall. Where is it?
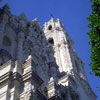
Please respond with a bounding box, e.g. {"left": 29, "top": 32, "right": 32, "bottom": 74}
{"left": 0, "top": 5, "right": 96, "bottom": 100}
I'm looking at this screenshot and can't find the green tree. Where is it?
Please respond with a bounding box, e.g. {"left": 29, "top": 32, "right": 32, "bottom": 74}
{"left": 87, "top": 0, "right": 100, "bottom": 77}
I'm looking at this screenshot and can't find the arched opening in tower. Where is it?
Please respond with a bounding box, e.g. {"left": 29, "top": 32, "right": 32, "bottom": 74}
{"left": 48, "top": 38, "right": 54, "bottom": 45}
{"left": 48, "top": 25, "right": 52, "bottom": 30}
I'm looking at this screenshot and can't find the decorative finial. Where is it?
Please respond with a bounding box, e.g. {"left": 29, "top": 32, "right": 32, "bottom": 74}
{"left": 49, "top": 77, "right": 54, "bottom": 82}
{"left": 25, "top": 55, "right": 32, "bottom": 61}
{"left": 19, "top": 12, "right": 27, "bottom": 20}
{"left": 3, "top": 3, "right": 10, "bottom": 12}
{"left": 50, "top": 13, "right": 55, "bottom": 19}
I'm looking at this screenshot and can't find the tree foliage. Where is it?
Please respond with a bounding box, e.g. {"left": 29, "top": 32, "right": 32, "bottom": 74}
{"left": 87, "top": 0, "right": 100, "bottom": 77}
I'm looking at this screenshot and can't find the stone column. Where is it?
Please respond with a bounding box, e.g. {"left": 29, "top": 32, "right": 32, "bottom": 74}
{"left": 17, "top": 32, "right": 25, "bottom": 63}
{"left": 0, "top": 13, "right": 8, "bottom": 49}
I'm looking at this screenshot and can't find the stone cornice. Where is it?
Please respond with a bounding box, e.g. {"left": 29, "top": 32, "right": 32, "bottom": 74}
{"left": 36, "top": 89, "right": 47, "bottom": 100}
{"left": 11, "top": 72, "right": 22, "bottom": 82}
{"left": 69, "top": 69, "right": 97, "bottom": 98}
{"left": 0, "top": 91, "right": 8, "bottom": 98}
{"left": 22, "top": 71, "right": 44, "bottom": 85}
{"left": 0, "top": 72, "right": 12, "bottom": 85}
{"left": 58, "top": 70, "right": 97, "bottom": 99}
{"left": 0, "top": 60, "right": 14, "bottom": 70}
{"left": 0, "top": 72, "right": 22, "bottom": 86}
{"left": 22, "top": 58, "right": 33, "bottom": 69}
{"left": 46, "top": 81, "right": 56, "bottom": 91}
{"left": 58, "top": 74, "right": 68, "bottom": 85}
{"left": 48, "top": 95, "right": 62, "bottom": 100}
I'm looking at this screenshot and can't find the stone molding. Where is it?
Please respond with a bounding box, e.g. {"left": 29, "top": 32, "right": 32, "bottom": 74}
{"left": 22, "top": 71, "right": 44, "bottom": 85}
{"left": 0, "top": 72, "right": 12, "bottom": 86}
{"left": 0, "top": 60, "right": 13, "bottom": 70}
{"left": 48, "top": 95, "right": 63, "bottom": 100}
{"left": 0, "top": 4, "right": 97, "bottom": 100}
{"left": 69, "top": 69, "right": 97, "bottom": 98}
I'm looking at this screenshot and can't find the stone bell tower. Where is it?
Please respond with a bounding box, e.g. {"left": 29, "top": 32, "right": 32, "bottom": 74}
{"left": 43, "top": 18, "right": 97, "bottom": 100}
{"left": 44, "top": 18, "right": 74, "bottom": 73}
{"left": 44, "top": 18, "right": 87, "bottom": 79}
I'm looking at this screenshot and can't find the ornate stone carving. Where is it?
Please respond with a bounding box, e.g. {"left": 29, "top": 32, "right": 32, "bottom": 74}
{"left": 0, "top": 5, "right": 97, "bottom": 100}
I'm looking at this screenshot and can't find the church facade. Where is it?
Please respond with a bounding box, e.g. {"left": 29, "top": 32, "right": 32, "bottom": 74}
{"left": 0, "top": 4, "right": 97, "bottom": 100}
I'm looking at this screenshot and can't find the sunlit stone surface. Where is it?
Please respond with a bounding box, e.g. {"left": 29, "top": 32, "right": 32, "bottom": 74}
{"left": 0, "top": 4, "right": 96, "bottom": 100}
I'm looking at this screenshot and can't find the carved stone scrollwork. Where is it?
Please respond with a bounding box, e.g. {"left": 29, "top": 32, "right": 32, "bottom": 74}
{"left": 23, "top": 27, "right": 40, "bottom": 58}
{"left": 19, "top": 19, "right": 27, "bottom": 31}
{"left": 23, "top": 40, "right": 33, "bottom": 54}
{"left": 9, "top": 16, "right": 18, "bottom": 29}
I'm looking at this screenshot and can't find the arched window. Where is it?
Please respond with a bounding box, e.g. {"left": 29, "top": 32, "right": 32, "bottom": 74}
{"left": 3, "top": 36, "right": 11, "bottom": 46}
{"left": 48, "top": 38, "right": 54, "bottom": 45}
{"left": 48, "top": 25, "right": 52, "bottom": 30}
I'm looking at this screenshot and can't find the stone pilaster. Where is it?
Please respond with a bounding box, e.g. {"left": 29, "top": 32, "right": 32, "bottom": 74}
{"left": 17, "top": 32, "right": 25, "bottom": 63}
{"left": 59, "top": 40, "right": 72, "bottom": 72}
{"left": 0, "top": 10, "right": 9, "bottom": 48}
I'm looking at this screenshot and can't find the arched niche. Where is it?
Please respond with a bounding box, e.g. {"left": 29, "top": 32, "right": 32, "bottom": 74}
{"left": 2, "top": 36, "right": 11, "bottom": 46}
{"left": 2, "top": 36, "right": 12, "bottom": 55}
{"left": 3, "top": 24, "right": 17, "bottom": 60}
{"left": 0, "top": 49, "right": 12, "bottom": 65}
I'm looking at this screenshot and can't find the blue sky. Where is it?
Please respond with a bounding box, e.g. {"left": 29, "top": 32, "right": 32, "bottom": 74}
{"left": 0, "top": 0, "right": 100, "bottom": 99}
